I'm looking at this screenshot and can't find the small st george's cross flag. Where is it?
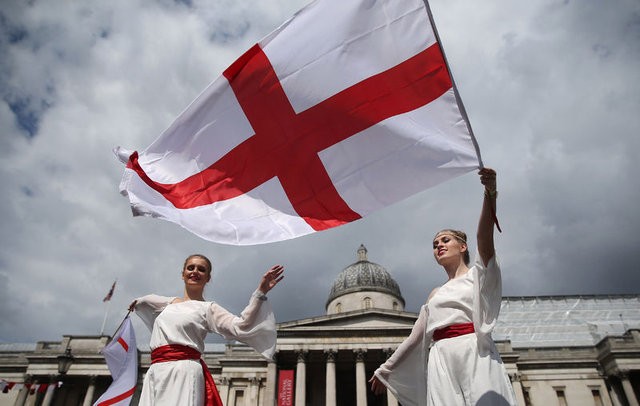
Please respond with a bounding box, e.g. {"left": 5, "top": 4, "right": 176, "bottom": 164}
{"left": 93, "top": 317, "right": 137, "bottom": 406}
{"left": 115, "top": 0, "right": 482, "bottom": 245}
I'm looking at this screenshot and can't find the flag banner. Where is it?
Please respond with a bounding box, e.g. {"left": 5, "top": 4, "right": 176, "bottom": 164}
{"left": 93, "top": 317, "right": 138, "bottom": 406}
{"left": 103, "top": 281, "right": 116, "bottom": 302}
{"left": 116, "top": 0, "right": 481, "bottom": 245}
{"left": 277, "top": 369, "right": 294, "bottom": 406}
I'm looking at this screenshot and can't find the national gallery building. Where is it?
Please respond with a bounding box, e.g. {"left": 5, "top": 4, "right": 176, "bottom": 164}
{"left": 1, "top": 245, "right": 639, "bottom": 406}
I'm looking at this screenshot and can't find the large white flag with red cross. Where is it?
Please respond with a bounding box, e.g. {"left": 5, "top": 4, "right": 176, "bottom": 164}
{"left": 116, "top": 0, "right": 482, "bottom": 245}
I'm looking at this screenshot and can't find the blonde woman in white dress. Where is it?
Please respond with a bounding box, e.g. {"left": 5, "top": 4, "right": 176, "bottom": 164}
{"left": 370, "top": 168, "right": 517, "bottom": 406}
{"left": 130, "top": 254, "right": 284, "bottom": 406}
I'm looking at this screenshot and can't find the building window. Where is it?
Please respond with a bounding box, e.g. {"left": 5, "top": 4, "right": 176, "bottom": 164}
{"left": 591, "top": 389, "right": 604, "bottom": 406}
{"left": 522, "top": 386, "right": 532, "bottom": 406}
{"left": 234, "top": 389, "right": 244, "bottom": 406}
{"left": 363, "top": 297, "right": 372, "bottom": 309}
{"left": 554, "top": 388, "right": 567, "bottom": 406}
{"left": 335, "top": 302, "right": 342, "bottom": 313}
{"left": 393, "top": 301, "right": 398, "bottom": 310}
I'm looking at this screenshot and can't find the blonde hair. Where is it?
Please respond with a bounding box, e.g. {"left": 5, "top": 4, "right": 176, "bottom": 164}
{"left": 434, "top": 229, "right": 470, "bottom": 265}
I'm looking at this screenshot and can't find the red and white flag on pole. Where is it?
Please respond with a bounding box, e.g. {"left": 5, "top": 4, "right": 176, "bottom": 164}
{"left": 94, "top": 317, "right": 138, "bottom": 406}
{"left": 116, "top": 0, "right": 482, "bottom": 245}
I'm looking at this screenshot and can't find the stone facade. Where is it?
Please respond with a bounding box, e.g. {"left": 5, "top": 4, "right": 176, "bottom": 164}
{"left": 2, "top": 324, "right": 639, "bottom": 405}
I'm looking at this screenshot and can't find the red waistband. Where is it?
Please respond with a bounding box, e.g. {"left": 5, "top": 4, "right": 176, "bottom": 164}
{"left": 433, "top": 322, "right": 475, "bottom": 341}
{"left": 151, "top": 345, "right": 222, "bottom": 406}
{"left": 151, "top": 344, "right": 201, "bottom": 363}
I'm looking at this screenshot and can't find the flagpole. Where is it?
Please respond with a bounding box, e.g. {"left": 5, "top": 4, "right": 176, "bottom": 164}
{"left": 100, "top": 299, "right": 111, "bottom": 336}
{"left": 106, "top": 310, "right": 133, "bottom": 344}
{"left": 421, "top": 0, "right": 484, "bottom": 169}
{"left": 421, "top": 1, "right": 503, "bottom": 232}
{"left": 100, "top": 279, "right": 118, "bottom": 335}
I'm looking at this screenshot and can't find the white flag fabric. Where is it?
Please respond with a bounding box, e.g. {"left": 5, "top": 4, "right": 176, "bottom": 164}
{"left": 116, "top": 0, "right": 481, "bottom": 245}
{"left": 94, "top": 317, "right": 138, "bottom": 406}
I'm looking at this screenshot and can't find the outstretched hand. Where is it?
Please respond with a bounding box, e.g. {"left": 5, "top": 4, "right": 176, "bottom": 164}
{"left": 369, "top": 375, "right": 386, "bottom": 395}
{"left": 128, "top": 300, "right": 137, "bottom": 312}
{"left": 258, "top": 265, "right": 285, "bottom": 294}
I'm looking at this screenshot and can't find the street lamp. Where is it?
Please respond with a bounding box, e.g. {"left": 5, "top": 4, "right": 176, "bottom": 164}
{"left": 57, "top": 348, "right": 74, "bottom": 375}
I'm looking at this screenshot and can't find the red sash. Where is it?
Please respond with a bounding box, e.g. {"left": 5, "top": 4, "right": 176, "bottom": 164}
{"left": 151, "top": 344, "right": 223, "bottom": 406}
{"left": 433, "top": 322, "right": 475, "bottom": 341}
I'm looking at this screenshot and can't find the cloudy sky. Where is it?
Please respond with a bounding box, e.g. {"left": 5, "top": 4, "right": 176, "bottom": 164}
{"left": 1, "top": 0, "right": 639, "bottom": 346}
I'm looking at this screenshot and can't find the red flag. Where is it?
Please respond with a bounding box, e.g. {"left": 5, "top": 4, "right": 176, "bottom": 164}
{"left": 277, "top": 370, "right": 294, "bottom": 406}
{"left": 103, "top": 281, "right": 116, "bottom": 302}
{"left": 116, "top": 0, "right": 480, "bottom": 245}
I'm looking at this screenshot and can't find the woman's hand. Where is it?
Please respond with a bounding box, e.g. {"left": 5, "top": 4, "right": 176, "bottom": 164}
{"left": 479, "top": 167, "right": 497, "bottom": 194}
{"left": 128, "top": 300, "right": 137, "bottom": 312}
{"left": 258, "top": 265, "right": 285, "bottom": 294}
{"left": 369, "top": 375, "right": 386, "bottom": 395}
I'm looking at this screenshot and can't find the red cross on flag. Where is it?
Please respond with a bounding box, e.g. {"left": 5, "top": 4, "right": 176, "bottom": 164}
{"left": 116, "top": 0, "right": 482, "bottom": 245}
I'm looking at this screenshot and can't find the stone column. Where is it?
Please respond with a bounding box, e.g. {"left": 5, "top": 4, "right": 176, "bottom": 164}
{"left": 41, "top": 377, "right": 57, "bottom": 406}
{"left": 383, "top": 349, "right": 398, "bottom": 406}
{"left": 24, "top": 385, "right": 36, "bottom": 406}
{"left": 248, "top": 377, "right": 259, "bottom": 405}
{"left": 81, "top": 376, "right": 97, "bottom": 406}
{"left": 41, "top": 385, "right": 56, "bottom": 406}
{"left": 386, "top": 389, "right": 399, "bottom": 406}
{"left": 325, "top": 350, "right": 337, "bottom": 406}
{"left": 264, "top": 358, "right": 277, "bottom": 406}
{"left": 218, "top": 377, "right": 230, "bottom": 405}
{"left": 509, "top": 373, "right": 526, "bottom": 406}
{"left": 354, "top": 349, "right": 367, "bottom": 406}
{"left": 620, "top": 371, "right": 639, "bottom": 406}
{"left": 13, "top": 376, "right": 31, "bottom": 406}
{"left": 608, "top": 383, "right": 624, "bottom": 406}
{"left": 295, "top": 350, "right": 307, "bottom": 406}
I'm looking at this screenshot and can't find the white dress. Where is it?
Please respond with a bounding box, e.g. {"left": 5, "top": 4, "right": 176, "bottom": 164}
{"left": 374, "top": 253, "right": 517, "bottom": 406}
{"left": 134, "top": 290, "right": 276, "bottom": 406}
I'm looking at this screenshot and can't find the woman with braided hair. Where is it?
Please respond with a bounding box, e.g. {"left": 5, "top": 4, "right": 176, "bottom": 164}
{"left": 370, "top": 168, "right": 516, "bottom": 406}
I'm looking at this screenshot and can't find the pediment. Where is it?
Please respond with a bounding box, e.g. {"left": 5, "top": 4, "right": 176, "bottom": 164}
{"left": 277, "top": 309, "right": 418, "bottom": 332}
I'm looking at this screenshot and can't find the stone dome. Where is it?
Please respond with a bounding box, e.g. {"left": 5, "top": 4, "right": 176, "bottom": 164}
{"left": 326, "top": 245, "right": 405, "bottom": 311}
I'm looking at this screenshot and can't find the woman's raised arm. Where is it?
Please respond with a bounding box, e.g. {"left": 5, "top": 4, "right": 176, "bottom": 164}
{"left": 477, "top": 167, "right": 498, "bottom": 266}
